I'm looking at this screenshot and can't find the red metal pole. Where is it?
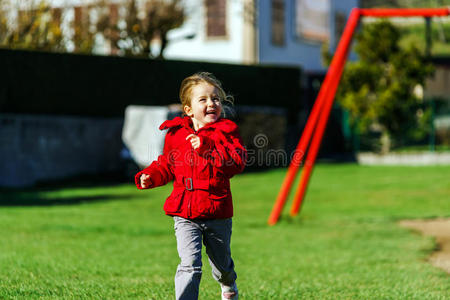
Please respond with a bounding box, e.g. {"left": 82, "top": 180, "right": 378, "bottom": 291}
{"left": 289, "top": 6, "right": 450, "bottom": 217}
{"left": 290, "top": 8, "right": 362, "bottom": 216}
{"left": 360, "top": 8, "right": 450, "bottom": 17}
{"left": 267, "top": 8, "right": 363, "bottom": 226}
{"left": 268, "top": 8, "right": 361, "bottom": 225}
{"left": 267, "top": 58, "right": 337, "bottom": 225}
{"left": 289, "top": 62, "right": 348, "bottom": 216}
{"left": 267, "top": 72, "right": 334, "bottom": 225}
{"left": 269, "top": 6, "right": 450, "bottom": 224}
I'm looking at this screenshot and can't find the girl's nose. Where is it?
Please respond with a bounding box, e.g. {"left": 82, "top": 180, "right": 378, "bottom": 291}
{"left": 207, "top": 98, "right": 215, "bottom": 106}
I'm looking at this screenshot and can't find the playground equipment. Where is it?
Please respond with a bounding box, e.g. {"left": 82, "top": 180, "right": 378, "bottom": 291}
{"left": 268, "top": 7, "right": 450, "bottom": 226}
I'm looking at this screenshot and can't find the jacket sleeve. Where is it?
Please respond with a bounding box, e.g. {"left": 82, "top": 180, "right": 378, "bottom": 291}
{"left": 196, "top": 128, "right": 247, "bottom": 178}
{"left": 135, "top": 130, "right": 175, "bottom": 189}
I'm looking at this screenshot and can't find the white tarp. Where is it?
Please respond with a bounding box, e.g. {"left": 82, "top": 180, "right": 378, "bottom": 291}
{"left": 122, "top": 105, "right": 169, "bottom": 168}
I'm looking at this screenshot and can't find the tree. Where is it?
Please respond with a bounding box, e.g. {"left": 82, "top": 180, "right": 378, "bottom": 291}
{"left": 0, "top": 1, "right": 66, "bottom": 52}
{"left": 96, "top": 0, "right": 185, "bottom": 58}
{"left": 0, "top": 0, "right": 185, "bottom": 58}
{"left": 328, "top": 20, "right": 434, "bottom": 153}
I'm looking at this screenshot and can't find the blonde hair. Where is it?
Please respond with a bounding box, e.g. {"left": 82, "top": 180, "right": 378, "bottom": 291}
{"left": 179, "top": 72, "right": 234, "bottom": 116}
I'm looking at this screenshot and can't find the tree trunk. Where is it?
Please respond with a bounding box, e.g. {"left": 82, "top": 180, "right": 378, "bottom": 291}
{"left": 157, "top": 31, "right": 168, "bottom": 59}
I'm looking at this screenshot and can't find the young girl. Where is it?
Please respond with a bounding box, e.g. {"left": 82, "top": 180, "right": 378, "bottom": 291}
{"left": 135, "top": 72, "right": 246, "bottom": 300}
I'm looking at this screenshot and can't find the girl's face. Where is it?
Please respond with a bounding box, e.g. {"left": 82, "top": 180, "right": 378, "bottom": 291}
{"left": 184, "top": 82, "right": 222, "bottom": 130}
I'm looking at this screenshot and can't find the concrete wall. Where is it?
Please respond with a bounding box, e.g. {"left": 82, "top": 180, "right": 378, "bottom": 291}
{"left": 358, "top": 152, "right": 450, "bottom": 165}
{"left": 0, "top": 114, "right": 124, "bottom": 187}
{"left": 0, "top": 106, "right": 292, "bottom": 187}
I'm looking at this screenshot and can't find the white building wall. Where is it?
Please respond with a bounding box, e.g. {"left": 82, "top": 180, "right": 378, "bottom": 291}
{"left": 163, "top": 0, "right": 246, "bottom": 63}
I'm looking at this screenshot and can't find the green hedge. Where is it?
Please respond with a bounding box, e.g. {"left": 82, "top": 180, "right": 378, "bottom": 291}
{"left": 0, "top": 49, "right": 302, "bottom": 118}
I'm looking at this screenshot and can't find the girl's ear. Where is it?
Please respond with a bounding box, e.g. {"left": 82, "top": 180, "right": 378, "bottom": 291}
{"left": 184, "top": 105, "right": 193, "bottom": 117}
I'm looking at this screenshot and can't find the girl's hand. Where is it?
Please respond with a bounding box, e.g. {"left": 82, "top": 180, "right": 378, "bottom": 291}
{"left": 140, "top": 174, "right": 152, "bottom": 189}
{"left": 186, "top": 134, "right": 201, "bottom": 149}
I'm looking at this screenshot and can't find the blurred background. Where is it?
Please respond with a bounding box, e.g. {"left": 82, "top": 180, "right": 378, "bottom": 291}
{"left": 1, "top": 0, "right": 449, "bottom": 188}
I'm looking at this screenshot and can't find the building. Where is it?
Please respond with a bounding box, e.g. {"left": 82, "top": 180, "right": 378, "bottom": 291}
{"left": 164, "top": 0, "right": 359, "bottom": 72}
{"left": 1, "top": 0, "right": 359, "bottom": 71}
{"left": 258, "top": 0, "right": 358, "bottom": 71}
{"left": 163, "top": 0, "right": 257, "bottom": 64}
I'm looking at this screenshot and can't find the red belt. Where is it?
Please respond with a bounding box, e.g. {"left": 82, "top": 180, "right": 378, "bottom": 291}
{"left": 178, "top": 177, "right": 209, "bottom": 191}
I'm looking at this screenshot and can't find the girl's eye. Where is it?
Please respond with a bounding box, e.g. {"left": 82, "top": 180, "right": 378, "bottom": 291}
{"left": 213, "top": 97, "right": 220, "bottom": 102}
{"left": 199, "top": 98, "right": 206, "bottom": 102}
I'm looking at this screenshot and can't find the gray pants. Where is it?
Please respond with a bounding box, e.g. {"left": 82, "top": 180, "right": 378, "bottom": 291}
{"left": 173, "top": 216, "right": 237, "bottom": 300}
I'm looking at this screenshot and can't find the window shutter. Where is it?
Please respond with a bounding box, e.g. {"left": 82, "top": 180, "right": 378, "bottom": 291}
{"left": 206, "top": 0, "right": 227, "bottom": 37}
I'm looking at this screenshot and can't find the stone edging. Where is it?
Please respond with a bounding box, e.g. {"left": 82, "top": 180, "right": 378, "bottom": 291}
{"left": 357, "top": 152, "right": 450, "bottom": 165}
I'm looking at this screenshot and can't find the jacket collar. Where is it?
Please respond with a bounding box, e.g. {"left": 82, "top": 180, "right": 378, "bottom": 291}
{"left": 159, "top": 116, "right": 192, "bottom": 130}
{"left": 159, "top": 116, "right": 237, "bottom": 133}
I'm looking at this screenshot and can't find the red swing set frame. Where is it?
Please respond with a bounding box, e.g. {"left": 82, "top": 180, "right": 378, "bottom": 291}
{"left": 268, "top": 7, "right": 450, "bottom": 226}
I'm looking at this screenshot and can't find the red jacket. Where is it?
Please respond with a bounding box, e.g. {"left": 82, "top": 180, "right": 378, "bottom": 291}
{"left": 135, "top": 116, "right": 246, "bottom": 219}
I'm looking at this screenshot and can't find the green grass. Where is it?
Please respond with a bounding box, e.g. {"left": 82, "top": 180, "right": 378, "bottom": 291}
{"left": 398, "top": 22, "right": 450, "bottom": 56}
{"left": 0, "top": 164, "right": 449, "bottom": 299}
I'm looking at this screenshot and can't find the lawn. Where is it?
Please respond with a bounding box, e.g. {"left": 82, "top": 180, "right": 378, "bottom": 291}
{"left": 398, "top": 21, "right": 450, "bottom": 56}
{"left": 0, "top": 164, "right": 449, "bottom": 299}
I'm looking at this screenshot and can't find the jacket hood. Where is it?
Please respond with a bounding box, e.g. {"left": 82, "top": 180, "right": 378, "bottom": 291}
{"left": 159, "top": 116, "right": 237, "bottom": 133}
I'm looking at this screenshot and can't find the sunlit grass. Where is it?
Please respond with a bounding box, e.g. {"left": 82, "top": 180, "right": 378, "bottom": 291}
{"left": 0, "top": 164, "right": 449, "bottom": 299}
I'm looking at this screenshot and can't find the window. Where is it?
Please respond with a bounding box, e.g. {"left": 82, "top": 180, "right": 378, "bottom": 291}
{"left": 205, "top": 0, "right": 227, "bottom": 38}
{"left": 295, "top": 0, "right": 330, "bottom": 42}
{"left": 271, "top": 0, "right": 285, "bottom": 46}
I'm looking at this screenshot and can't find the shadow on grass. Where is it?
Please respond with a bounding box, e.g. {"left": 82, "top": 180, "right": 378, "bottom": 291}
{"left": 0, "top": 193, "right": 136, "bottom": 207}
{"left": 33, "top": 172, "right": 133, "bottom": 191}
{"left": 0, "top": 171, "right": 138, "bottom": 207}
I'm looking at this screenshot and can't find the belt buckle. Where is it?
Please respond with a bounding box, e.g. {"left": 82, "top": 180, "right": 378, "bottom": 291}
{"left": 185, "top": 178, "right": 193, "bottom": 191}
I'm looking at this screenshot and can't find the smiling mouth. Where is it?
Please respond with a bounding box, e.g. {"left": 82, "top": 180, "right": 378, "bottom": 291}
{"left": 206, "top": 111, "right": 217, "bottom": 115}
